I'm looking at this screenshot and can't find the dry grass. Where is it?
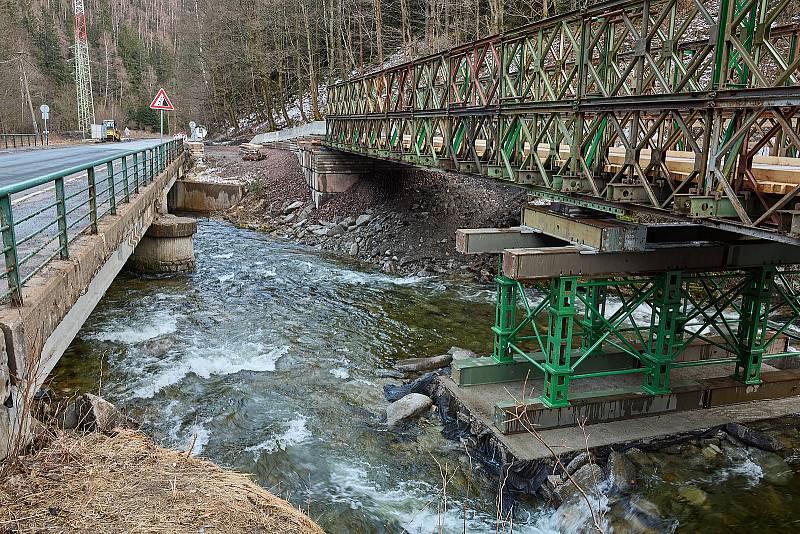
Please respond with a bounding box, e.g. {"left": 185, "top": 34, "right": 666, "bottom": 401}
{"left": 0, "top": 429, "right": 324, "bottom": 534}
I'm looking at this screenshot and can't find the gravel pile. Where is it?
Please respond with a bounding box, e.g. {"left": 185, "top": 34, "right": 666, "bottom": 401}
{"left": 216, "top": 146, "right": 527, "bottom": 280}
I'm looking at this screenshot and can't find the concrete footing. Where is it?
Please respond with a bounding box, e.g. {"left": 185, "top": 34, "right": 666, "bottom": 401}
{"left": 440, "top": 360, "right": 800, "bottom": 461}
{"left": 1, "top": 334, "right": 9, "bottom": 461}
{"left": 128, "top": 214, "right": 198, "bottom": 273}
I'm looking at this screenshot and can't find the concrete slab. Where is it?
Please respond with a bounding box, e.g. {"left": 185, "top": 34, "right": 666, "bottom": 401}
{"left": 439, "top": 361, "right": 800, "bottom": 461}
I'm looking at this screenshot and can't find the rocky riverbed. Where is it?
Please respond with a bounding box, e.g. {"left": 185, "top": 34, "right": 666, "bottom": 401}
{"left": 207, "top": 145, "right": 527, "bottom": 280}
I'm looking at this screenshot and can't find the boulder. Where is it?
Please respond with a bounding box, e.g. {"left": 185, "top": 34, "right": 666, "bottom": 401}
{"left": 676, "top": 485, "right": 707, "bottom": 507}
{"left": 725, "top": 423, "right": 783, "bottom": 452}
{"left": 283, "top": 200, "right": 303, "bottom": 214}
{"left": 624, "top": 495, "right": 668, "bottom": 532}
{"left": 557, "top": 463, "right": 604, "bottom": 504}
{"left": 701, "top": 443, "right": 722, "bottom": 460}
{"left": 608, "top": 451, "right": 637, "bottom": 493}
{"left": 56, "top": 401, "right": 81, "bottom": 430}
{"left": 355, "top": 214, "right": 372, "bottom": 227}
{"left": 449, "top": 348, "right": 478, "bottom": 361}
{"left": 77, "top": 393, "right": 132, "bottom": 433}
{"left": 564, "top": 451, "right": 591, "bottom": 476}
{"left": 395, "top": 354, "right": 453, "bottom": 373}
{"left": 755, "top": 451, "right": 793, "bottom": 486}
{"left": 386, "top": 393, "right": 433, "bottom": 426}
{"left": 326, "top": 224, "right": 346, "bottom": 237}
{"left": 540, "top": 474, "right": 564, "bottom": 501}
{"left": 0, "top": 406, "right": 9, "bottom": 460}
{"left": 349, "top": 243, "right": 359, "bottom": 256}
{"left": 625, "top": 447, "right": 656, "bottom": 468}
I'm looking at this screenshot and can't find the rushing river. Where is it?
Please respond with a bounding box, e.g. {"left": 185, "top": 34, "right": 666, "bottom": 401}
{"left": 52, "top": 220, "right": 800, "bottom": 533}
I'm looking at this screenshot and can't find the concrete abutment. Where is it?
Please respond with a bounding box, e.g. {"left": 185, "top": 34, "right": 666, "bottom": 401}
{"left": 249, "top": 124, "right": 400, "bottom": 207}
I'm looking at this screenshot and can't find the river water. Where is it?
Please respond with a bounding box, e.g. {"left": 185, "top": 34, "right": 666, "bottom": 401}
{"left": 51, "top": 220, "right": 800, "bottom": 533}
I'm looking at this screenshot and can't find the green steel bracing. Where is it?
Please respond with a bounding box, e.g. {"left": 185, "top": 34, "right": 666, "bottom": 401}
{"left": 734, "top": 267, "right": 774, "bottom": 384}
{"left": 485, "top": 268, "right": 800, "bottom": 405}
{"left": 642, "top": 272, "right": 685, "bottom": 394}
{"left": 541, "top": 276, "right": 578, "bottom": 408}
{"left": 581, "top": 283, "right": 607, "bottom": 354}
{"left": 326, "top": 0, "right": 800, "bottom": 239}
{"left": 492, "top": 275, "right": 518, "bottom": 364}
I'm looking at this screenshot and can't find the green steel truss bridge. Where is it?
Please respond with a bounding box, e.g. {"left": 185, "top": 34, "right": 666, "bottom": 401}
{"left": 323, "top": 0, "right": 800, "bottom": 414}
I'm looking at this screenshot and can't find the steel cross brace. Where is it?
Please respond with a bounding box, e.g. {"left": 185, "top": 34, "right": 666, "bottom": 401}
{"left": 484, "top": 267, "right": 800, "bottom": 407}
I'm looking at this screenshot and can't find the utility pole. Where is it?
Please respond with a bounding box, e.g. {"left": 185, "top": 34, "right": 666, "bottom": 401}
{"left": 17, "top": 53, "right": 39, "bottom": 138}
{"left": 73, "top": 0, "right": 96, "bottom": 136}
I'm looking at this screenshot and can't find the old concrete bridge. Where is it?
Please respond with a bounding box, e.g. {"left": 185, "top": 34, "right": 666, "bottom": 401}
{"left": 0, "top": 140, "right": 204, "bottom": 459}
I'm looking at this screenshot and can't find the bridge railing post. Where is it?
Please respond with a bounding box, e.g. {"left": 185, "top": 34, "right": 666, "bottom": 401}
{"left": 0, "top": 195, "right": 22, "bottom": 306}
{"left": 133, "top": 152, "right": 140, "bottom": 195}
{"left": 149, "top": 148, "right": 154, "bottom": 182}
{"left": 55, "top": 177, "right": 68, "bottom": 260}
{"left": 87, "top": 167, "right": 98, "bottom": 233}
{"left": 106, "top": 161, "right": 116, "bottom": 215}
{"left": 121, "top": 155, "right": 130, "bottom": 203}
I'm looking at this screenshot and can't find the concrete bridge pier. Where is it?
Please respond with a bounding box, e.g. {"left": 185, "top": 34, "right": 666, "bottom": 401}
{"left": 129, "top": 215, "right": 198, "bottom": 273}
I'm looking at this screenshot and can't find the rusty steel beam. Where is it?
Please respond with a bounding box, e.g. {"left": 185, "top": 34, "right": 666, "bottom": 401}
{"left": 502, "top": 242, "right": 800, "bottom": 280}
{"left": 455, "top": 227, "right": 565, "bottom": 255}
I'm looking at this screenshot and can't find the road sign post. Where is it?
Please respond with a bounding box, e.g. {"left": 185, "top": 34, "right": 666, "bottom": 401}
{"left": 39, "top": 104, "right": 50, "bottom": 145}
{"left": 149, "top": 88, "right": 174, "bottom": 143}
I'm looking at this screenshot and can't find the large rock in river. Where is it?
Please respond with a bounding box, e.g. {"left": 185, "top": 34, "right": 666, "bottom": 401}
{"left": 608, "top": 450, "right": 637, "bottom": 493}
{"left": 386, "top": 393, "right": 433, "bottom": 427}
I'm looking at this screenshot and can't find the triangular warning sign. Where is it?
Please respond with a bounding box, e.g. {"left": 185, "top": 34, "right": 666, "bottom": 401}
{"left": 149, "top": 88, "right": 174, "bottom": 111}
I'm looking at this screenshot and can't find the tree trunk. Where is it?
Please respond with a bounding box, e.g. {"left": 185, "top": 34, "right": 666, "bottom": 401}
{"left": 375, "top": 0, "right": 383, "bottom": 64}
{"left": 301, "top": 2, "right": 322, "bottom": 120}
{"left": 400, "top": 0, "right": 411, "bottom": 48}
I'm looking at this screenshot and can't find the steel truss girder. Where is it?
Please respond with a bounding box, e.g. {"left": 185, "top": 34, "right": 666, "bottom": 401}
{"left": 490, "top": 266, "right": 800, "bottom": 407}
{"left": 325, "top": 0, "right": 800, "bottom": 240}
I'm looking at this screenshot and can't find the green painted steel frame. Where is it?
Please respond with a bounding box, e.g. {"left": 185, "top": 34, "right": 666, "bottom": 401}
{"left": 489, "top": 267, "right": 800, "bottom": 406}
{"left": 0, "top": 140, "right": 183, "bottom": 306}
{"left": 326, "top": 0, "right": 800, "bottom": 238}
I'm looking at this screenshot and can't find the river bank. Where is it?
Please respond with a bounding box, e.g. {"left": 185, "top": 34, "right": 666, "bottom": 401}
{"left": 210, "top": 145, "right": 526, "bottom": 280}
{"left": 0, "top": 423, "right": 323, "bottom": 533}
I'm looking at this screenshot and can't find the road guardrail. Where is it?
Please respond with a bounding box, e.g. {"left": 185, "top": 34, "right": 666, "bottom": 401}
{"left": 0, "top": 133, "right": 45, "bottom": 149}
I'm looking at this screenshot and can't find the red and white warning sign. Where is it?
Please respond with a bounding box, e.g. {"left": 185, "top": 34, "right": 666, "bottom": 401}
{"left": 149, "top": 88, "right": 174, "bottom": 111}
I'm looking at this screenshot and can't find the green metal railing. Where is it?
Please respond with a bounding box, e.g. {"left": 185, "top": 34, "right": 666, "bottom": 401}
{"left": 0, "top": 139, "right": 183, "bottom": 306}
{"left": 1, "top": 134, "right": 43, "bottom": 149}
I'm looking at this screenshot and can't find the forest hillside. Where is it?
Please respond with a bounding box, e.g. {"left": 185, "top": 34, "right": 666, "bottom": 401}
{"left": 0, "top": 0, "right": 564, "bottom": 137}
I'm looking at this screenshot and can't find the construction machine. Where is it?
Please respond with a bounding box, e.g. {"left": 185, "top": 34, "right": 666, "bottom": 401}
{"left": 102, "top": 119, "right": 122, "bottom": 141}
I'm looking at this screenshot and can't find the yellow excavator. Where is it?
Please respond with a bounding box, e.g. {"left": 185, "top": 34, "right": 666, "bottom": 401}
{"left": 102, "top": 119, "right": 122, "bottom": 142}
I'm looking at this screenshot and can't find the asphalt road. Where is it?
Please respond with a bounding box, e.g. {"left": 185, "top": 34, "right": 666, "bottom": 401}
{"left": 0, "top": 138, "right": 162, "bottom": 184}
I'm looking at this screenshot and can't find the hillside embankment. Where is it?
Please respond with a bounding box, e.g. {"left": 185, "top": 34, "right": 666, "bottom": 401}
{"left": 210, "top": 146, "right": 527, "bottom": 281}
